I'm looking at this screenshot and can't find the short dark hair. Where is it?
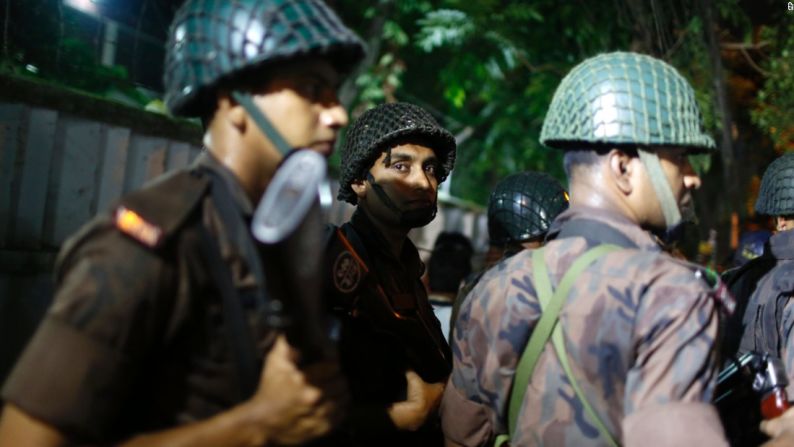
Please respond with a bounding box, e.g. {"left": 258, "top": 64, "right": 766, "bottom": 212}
{"left": 562, "top": 146, "right": 637, "bottom": 179}
{"left": 428, "top": 232, "right": 473, "bottom": 293}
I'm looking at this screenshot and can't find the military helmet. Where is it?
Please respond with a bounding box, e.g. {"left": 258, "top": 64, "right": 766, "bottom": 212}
{"left": 164, "top": 0, "right": 365, "bottom": 117}
{"left": 540, "top": 52, "right": 715, "bottom": 152}
{"left": 755, "top": 153, "right": 794, "bottom": 216}
{"left": 338, "top": 102, "right": 456, "bottom": 204}
{"left": 487, "top": 172, "right": 569, "bottom": 245}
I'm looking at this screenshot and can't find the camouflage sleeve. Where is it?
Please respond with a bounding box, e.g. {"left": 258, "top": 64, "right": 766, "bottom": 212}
{"left": 441, "top": 259, "right": 533, "bottom": 446}
{"left": 1, "top": 224, "right": 175, "bottom": 439}
{"left": 624, "top": 262, "right": 722, "bottom": 428}
{"left": 441, "top": 276, "right": 498, "bottom": 446}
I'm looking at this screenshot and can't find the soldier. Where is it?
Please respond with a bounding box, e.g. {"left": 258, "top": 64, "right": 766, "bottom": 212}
{"left": 720, "top": 153, "right": 794, "bottom": 442}
{"left": 449, "top": 171, "right": 569, "bottom": 339}
{"left": 427, "top": 232, "right": 474, "bottom": 340}
{"left": 485, "top": 171, "right": 570, "bottom": 265}
{"left": 0, "top": 1, "right": 364, "bottom": 446}
{"left": 324, "top": 102, "right": 455, "bottom": 445}
{"left": 441, "top": 52, "right": 732, "bottom": 446}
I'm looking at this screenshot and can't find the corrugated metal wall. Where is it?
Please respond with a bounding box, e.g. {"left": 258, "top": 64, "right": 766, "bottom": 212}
{"left": 0, "top": 104, "right": 203, "bottom": 250}
{"left": 0, "top": 102, "right": 203, "bottom": 385}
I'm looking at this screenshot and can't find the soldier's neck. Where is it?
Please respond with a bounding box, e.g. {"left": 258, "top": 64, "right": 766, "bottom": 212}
{"left": 204, "top": 119, "right": 275, "bottom": 204}
{"left": 568, "top": 183, "right": 638, "bottom": 225}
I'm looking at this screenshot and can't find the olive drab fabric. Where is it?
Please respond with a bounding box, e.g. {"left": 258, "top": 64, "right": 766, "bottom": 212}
{"left": 539, "top": 52, "right": 715, "bottom": 152}
{"left": 1, "top": 154, "right": 276, "bottom": 443}
{"left": 164, "top": 0, "right": 365, "bottom": 117}
{"left": 487, "top": 171, "right": 569, "bottom": 246}
{"left": 755, "top": 153, "right": 794, "bottom": 216}
{"left": 338, "top": 102, "right": 456, "bottom": 204}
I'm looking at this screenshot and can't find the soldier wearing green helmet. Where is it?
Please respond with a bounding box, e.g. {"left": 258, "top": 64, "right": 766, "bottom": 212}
{"left": 441, "top": 52, "right": 733, "bottom": 446}
{"left": 0, "top": 1, "right": 364, "bottom": 446}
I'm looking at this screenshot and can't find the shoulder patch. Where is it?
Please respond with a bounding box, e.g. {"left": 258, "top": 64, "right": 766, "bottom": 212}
{"left": 114, "top": 206, "right": 163, "bottom": 248}
{"left": 668, "top": 257, "right": 736, "bottom": 315}
{"left": 114, "top": 169, "right": 210, "bottom": 248}
{"left": 333, "top": 250, "right": 362, "bottom": 293}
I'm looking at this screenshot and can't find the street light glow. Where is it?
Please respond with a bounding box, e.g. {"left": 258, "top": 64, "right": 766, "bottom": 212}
{"left": 64, "top": 0, "right": 99, "bottom": 16}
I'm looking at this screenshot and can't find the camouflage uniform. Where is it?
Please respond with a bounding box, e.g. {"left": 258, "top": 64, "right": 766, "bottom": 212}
{"left": 441, "top": 52, "right": 731, "bottom": 446}
{"left": 442, "top": 206, "right": 731, "bottom": 445}
{"left": 451, "top": 171, "right": 569, "bottom": 339}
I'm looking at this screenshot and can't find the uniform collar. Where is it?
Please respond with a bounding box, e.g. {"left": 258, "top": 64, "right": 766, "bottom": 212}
{"left": 548, "top": 205, "right": 661, "bottom": 251}
{"left": 769, "top": 229, "right": 794, "bottom": 260}
{"left": 193, "top": 151, "right": 255, "bottom": 218}
{"left": 349, "top": 209, "right": 424, "bottom": 277}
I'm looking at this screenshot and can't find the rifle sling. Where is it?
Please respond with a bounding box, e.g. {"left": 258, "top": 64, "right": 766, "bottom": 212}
{"left": 496, "top": 244, "right": 621, "bottom": 447}
{"left": 196, "top": 168, "right": 266, "bottom": 400}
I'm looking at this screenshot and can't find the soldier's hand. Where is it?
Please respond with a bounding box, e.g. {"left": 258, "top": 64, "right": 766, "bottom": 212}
{"left": 761, "top": 407, "right": 794, "bottom": 446}
{"left": 386, "top": 370, "right": 445, "bottom": 432}
{"left": 248, "top": 335, "right": 349, "bottom": 445}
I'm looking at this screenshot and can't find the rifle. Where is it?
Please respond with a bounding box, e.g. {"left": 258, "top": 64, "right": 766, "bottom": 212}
{"left": 251, "top": 150, "right": 335, "bottom": 364}
{"left": 715, "top": 351, "right": 790, "bottom": 445}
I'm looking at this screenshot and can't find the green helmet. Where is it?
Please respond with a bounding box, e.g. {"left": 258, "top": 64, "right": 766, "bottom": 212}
{"left": 756, "top": 153, "right": 794, "bottom": 216}
{"left": 540, "top": 52, "right": 715, "bottom": 152}
{"left": 164, "top": 0, "right": 365, "bottom": 117}
{"left": 338, "top": 102, "right": 456, "bottom": 204}
{"left": 488, "top": 172, "right": 569, "bottom": 246}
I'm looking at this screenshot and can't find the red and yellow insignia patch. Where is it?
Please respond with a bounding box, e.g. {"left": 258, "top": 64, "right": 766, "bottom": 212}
{"left": 114, "top": 206, "right": 163, "bottom": 248}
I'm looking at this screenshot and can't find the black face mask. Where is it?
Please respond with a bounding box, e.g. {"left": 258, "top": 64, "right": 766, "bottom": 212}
{"left": 366, "top": 173, "right": 437, "bottom": 228}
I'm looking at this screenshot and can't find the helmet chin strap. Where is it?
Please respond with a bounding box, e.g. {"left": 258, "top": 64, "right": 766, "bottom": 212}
{"left": 365, "top": 172, "right": 437, "bottom": 228}
{"left": 637, "top": 149, "right": 682, "bottom": 229}
{"left": 231, "top": 91, "right": 293, "bottom": 157}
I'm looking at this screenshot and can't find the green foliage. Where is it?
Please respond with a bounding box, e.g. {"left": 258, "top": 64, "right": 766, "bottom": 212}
{"left": 400, "top": 0, "right": 633, "bottom": 204}
{"left": 416, "top": 9, "right": 475, "bottom": 52}
{"left": 751, "top": 23, "right": 794, "bottom": 152}
{"left": 1, "top": 2, "right": 154, "bottom": 109}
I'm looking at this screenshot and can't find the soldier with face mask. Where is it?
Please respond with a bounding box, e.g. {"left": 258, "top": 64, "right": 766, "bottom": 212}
{"left": 441, "top": 52, "right": 733, "bottom": 446}
{"left": 0, "top": 1, "right": 364, "bottom": 446}
{"left": 323, "top": 102, "right": 455, "bottom": 445}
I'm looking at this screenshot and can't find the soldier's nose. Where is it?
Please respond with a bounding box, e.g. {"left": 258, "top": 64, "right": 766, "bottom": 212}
{"left": 684, "top": 173, "right": 702, "bottom": 190}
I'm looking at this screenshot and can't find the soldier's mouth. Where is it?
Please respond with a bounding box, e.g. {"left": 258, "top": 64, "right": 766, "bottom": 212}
{"left": 308, "top": 141, "right": 336, "bottom": 157}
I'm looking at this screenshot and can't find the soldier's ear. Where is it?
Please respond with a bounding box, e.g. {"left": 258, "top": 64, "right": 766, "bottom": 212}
{"left": 351, "top": 179, "right": 367, "bottom": 198}
{"left": 216, "top": 91, "right": 247, "bottom": 131}
{"left": 608, "top": 148, "right": 634, "bottom": 195}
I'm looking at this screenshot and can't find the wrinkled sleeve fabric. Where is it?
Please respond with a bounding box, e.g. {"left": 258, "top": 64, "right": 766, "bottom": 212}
{"left": 441, "top": 271, "right": 506, "bottom": 447}
{"left": 2, "top": 226, "right": 173, "bottom": 441}
{"left": 623, "top": 260, "right": 726, "bottom": 443}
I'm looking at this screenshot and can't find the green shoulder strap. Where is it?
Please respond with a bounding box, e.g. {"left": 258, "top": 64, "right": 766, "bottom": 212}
{"left": 495, "top": 244, "right": 621, "bottom": 447}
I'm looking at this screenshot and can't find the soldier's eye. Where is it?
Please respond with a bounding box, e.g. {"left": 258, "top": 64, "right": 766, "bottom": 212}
{"left": 424, "top": 164, "right": 438, "bottom": 176}
{"left": 298, "top": 80, "right": 323, "bottom": 100}
{"left": 392, "top": 162, "right": 409, "bottom": 172}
